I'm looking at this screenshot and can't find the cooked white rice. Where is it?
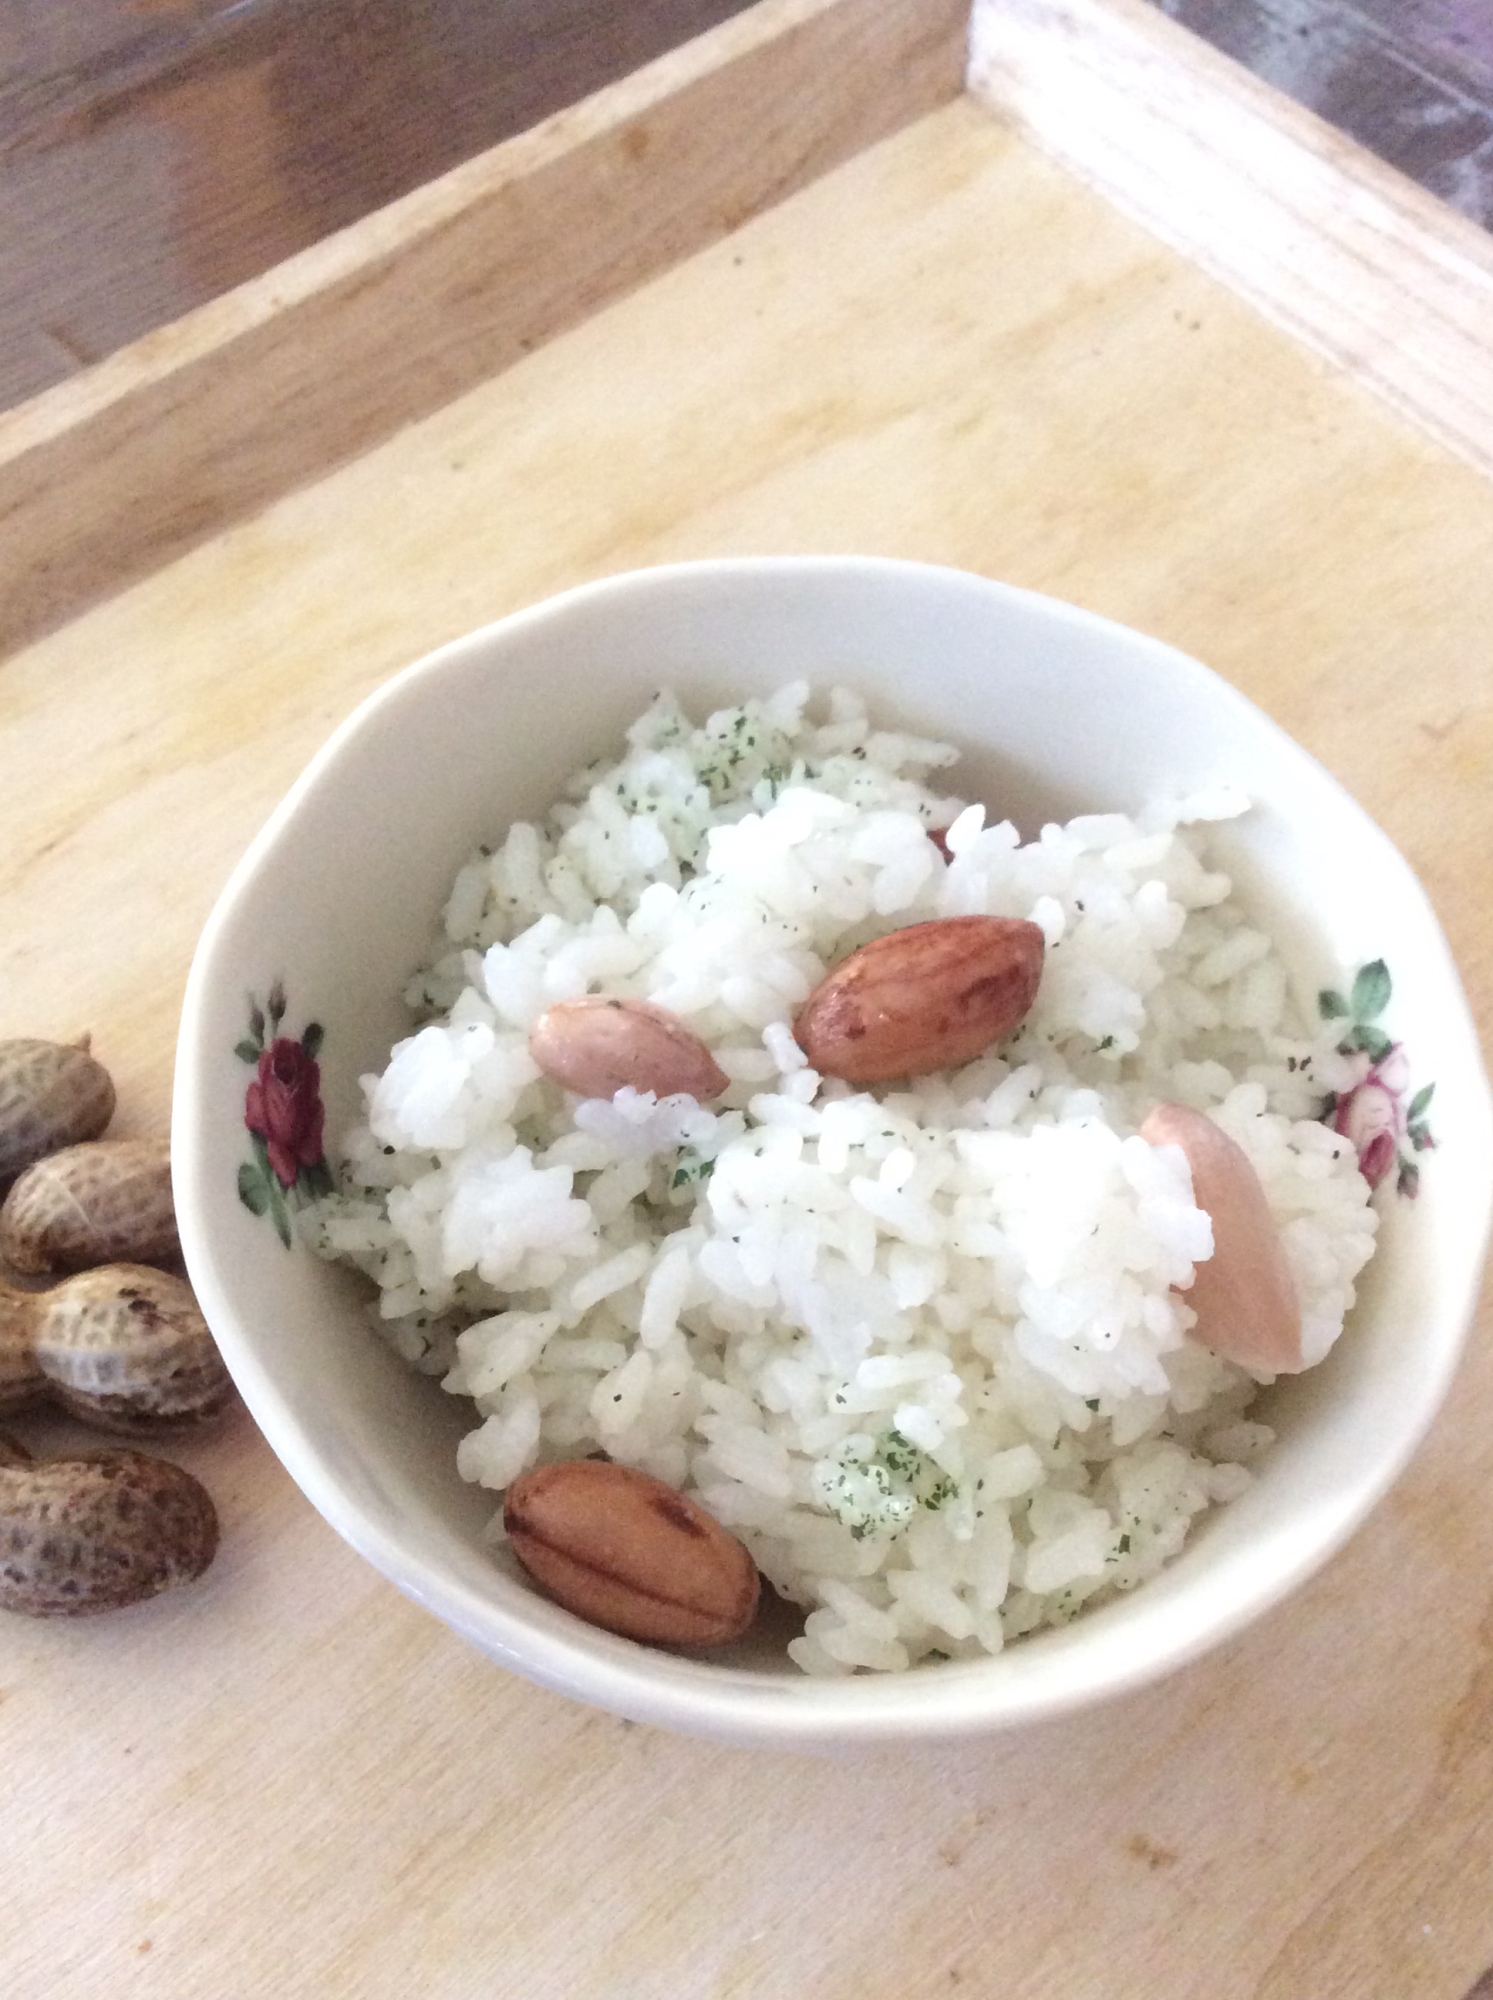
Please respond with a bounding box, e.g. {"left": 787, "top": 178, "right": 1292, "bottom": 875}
{"left": 312, "top": 682, "right": 1378, "bottom": 1672}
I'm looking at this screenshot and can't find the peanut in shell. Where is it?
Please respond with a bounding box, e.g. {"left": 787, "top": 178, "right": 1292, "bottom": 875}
{"left": 0, "top": 1445, "right": 219, "bottom": 1617}
{"left": 0, "top": 1138, "right": 177, "bottom": 1274}
{"left": 0, "top": 1289, "right": 45, "bottom": 1416}
{"left": 0, "top": 1038, "right": 115, "bottom": 1182}
{"left": 25, "top": 1264, "right": 234, "bottom": 1434}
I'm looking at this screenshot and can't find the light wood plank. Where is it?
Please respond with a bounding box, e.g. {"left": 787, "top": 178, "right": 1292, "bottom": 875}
{"left": 0, "top": 0, "right": 968, "bottom": 660}
{"left": 968, "top": 0, "right": 1493, "bottom": 482}
{"left": 3, "top": 92, "right": 1493, "bottom": 1999}
{"left": 0, "top": 0, "right": 770, "bottom": 412}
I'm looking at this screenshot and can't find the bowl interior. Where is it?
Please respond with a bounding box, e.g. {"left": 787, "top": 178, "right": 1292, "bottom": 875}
{"left": 174, "top": 557, "right": 1492, "bottom": 1745}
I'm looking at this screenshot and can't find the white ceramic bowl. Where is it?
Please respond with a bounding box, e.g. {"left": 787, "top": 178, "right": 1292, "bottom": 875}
{"left": 173, "top": 557, "right": 1491, "bottom": 1748}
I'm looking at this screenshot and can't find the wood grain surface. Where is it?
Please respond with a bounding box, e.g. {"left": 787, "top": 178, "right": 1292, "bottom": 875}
{"left": 3, "top": 6, "right": 1493, "bottom": 1997}
{"left": 969, "top": 0, "right": 1493, "bottom": 481}
{"left": 6, "top": 0, "right": 1489, "bottom": 417}
{"left": 0, "top": 0, "right": 762, "bottom": 412}
{"left": 0, "top": 0, "right": 969, "bottom": 660}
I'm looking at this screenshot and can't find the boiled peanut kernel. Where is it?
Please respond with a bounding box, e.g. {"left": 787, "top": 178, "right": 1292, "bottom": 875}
{"left": 529, "top": 997, "right": 728, "bottom": 1102}
{"left": 0, "top": 1037, "right": 116, "bottom": 1183}
{"left": 505, "top": 1458, "right": 760, "bottom": 1646}
{"left": 795, "top": 915, "right": 1045, "bottom": 1083}
{"left": 1141, "top": 1102, "right": 1303, "bottom": 1374}
{"left": 0, "top": 1436, "right": 218, "bottom": 1617}
{"left": 0, "top": 1137, "right": 177, "bottom": 1274}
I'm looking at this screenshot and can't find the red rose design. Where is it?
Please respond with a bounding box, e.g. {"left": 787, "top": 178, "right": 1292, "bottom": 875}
{"left": 1355, "top": 1127, "right": 1398, "bottom": 1190}
{"left": 1332, "top": 1046, "right": 1411, "bottom": 1191}
{"left": 246, "top": 1037, "right": 325, "bottom": 1187}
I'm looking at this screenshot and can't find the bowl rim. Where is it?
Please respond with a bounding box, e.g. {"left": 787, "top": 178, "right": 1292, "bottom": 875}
{"left": 173, "top": 553, "right": 1493, "bottom": 1746}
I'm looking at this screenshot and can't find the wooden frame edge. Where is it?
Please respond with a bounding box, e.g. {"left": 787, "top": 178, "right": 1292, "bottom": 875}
{"left": 0, "top": 0, "right": 968, "bottom": 659}
{"left": 967, "top": 0, "right": 1493, "bottom": 484}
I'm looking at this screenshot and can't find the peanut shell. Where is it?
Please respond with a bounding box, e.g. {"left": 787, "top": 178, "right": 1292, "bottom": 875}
{"left": 0, "top": 1038, "right": 115, "bottom": 1182}
{"left": 29, "top": 1264, "right": 235, "bottom": 1434}
{"left": 0, "top": 1290, "right": 45, "bottom": 1417}
{"left": 0, "top": 1138, "right": 177, "bottom": 1274}
{"left": 0, "top": 1447, "right": 218, "bottom": 1617}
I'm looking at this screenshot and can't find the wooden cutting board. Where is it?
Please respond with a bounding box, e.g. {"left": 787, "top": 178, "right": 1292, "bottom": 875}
{"left": 4, "top": 2, "right": 1493, "bottom": 1994}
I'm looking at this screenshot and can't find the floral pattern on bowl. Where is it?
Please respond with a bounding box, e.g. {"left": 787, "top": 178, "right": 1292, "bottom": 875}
{"left": 1319, "top": 959, "right": 1435, "bottom": 1198}
{"left": 235, "top": 982, "right": 333, "bottom": 1246}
